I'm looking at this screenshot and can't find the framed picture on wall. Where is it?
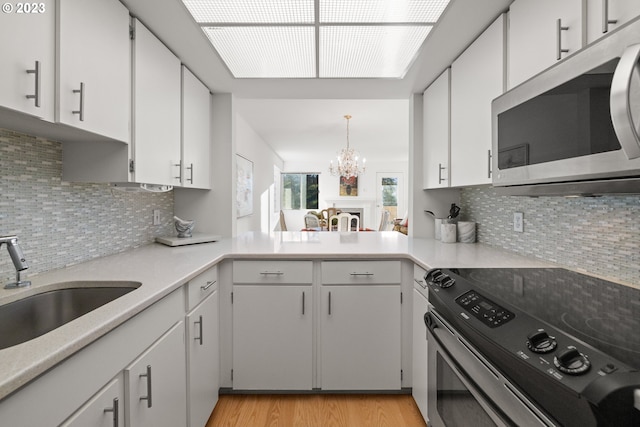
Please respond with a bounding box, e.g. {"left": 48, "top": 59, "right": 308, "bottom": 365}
{"left": 339, "top": 175, "right": 358, "bottom": 196}
{"left": 236, "top": 154, "right": 253, "bottom": 218}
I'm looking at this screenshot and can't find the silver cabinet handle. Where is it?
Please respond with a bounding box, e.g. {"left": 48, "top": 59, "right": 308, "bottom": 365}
{"left": 201, "top": 280, "right": 216, "bottom": 291}
{"left": 350, "top": 272, "right": 374, "bottom": 276}
{"left": 103, "top": 397, "right": 119, "bottom": 427}
{"left": 556, "top": 19, "right": 569, "bottom": 60}
{"left": 610, "top": 43, "right": 640, "bottom": 160}
{"left": 174, "top": 162, "right": 181, "bottom": 181}
{"left": 438, "top": 163, "right": 446, "bottom": 184}
{"left": 259, "top": 271, "right": 284, "bottom": 275}
{"left": 139, "top": 365, "right": 152, "bottom": 408}
{"left": 26, "top": 61, "right": 40, "bottom": 107}
{"left": 72, "top": 82, "right": 85, "bottom": 121}
{"left": 414, "top": 278, "right": 427, "bottom": 289}
{"left": 487, "top": 149, "right": 492, "bottom": 178}
{"left": 186, "top": 163, "right": 194, "bottom": 184}
{"left": 602, "top": 0, "right": 617, "bottom": 34}
{"left": 328, "top": 291, "right": 332, "bottom": 315}
{"left": 194, "top": 315, "right": 203, "bottom": 345}
{"left": 302, "top": 291, "right": 305, "bottom": 315}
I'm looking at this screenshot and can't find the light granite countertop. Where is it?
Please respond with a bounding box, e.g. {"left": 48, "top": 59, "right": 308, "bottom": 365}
{"left": 0, "top": 231, "right": 552, "bottom": 400}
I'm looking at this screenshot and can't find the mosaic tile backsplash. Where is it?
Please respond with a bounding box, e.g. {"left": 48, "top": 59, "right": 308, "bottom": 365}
{"left": 460, "top": 186, "right": 640, "bottom": 286}
{"left": 0, "top": 129, "right": 174, "bottom": 284}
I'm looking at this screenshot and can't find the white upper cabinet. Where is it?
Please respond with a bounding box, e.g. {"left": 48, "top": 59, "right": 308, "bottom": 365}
{"left": 0, "top": 0, "right": 55, "bottom": 121}
{"left": 423, "top": 69, "right": 451, "bottom": 189}
{"left": 181, "top": 66, "right": 211, "bottom": 189}
{"left": 450, "top": 14, "right": 505, "bottom": 187}
{"left": 586, "top": 0, "right": 640, "bottom": 43}
{"left": 57, "top": 0, "right": 130, "bottom": 142}
{"left": 132, "top": 18, "right": 182, "bottom": 186}
{"left": 508, "top": 0, "right": 583, "bottom": 89}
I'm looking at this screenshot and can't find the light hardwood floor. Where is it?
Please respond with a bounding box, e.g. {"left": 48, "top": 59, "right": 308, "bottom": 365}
{"left": 205, "top": 394, "right": 427, "bottom": 427}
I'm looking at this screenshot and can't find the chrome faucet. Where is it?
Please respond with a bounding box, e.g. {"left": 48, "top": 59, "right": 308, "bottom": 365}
{"left": 0, "top": 236, "right": 31, "bottom": 289}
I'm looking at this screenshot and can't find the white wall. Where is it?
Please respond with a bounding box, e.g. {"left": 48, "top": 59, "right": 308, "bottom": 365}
{"left": 236, "top": 114, "right": 285, "bottom": 234}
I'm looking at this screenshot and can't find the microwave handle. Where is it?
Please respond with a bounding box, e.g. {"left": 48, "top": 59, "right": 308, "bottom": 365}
{"left": 610, "top": 43, "right": 640, "bottom": 160}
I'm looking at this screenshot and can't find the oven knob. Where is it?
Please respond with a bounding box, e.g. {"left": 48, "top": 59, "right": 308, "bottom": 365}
{"left": 425, "top": 269, "right": 455, "bottom": 288}
{"left": 554, "top": 346, "right": 591, "bottom": 375}
{"left": 526, "top": 329, "right": 557, "bottom": 354}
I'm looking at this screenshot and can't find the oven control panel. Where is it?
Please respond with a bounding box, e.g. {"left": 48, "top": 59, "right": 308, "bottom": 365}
{"left": 456, "top": 290, "right": 515, "bottom": 328}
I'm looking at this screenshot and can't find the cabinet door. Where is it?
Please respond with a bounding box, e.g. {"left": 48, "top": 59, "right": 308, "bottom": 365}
{"left": 232, "top": 285, "right": 312, "bottom": 390}
{"left": 320, "top": 285, "right": 401, "bottom": 390}
{"left": 0, "top": 0, "right": 54, "bottom": 120}
{"left": 450, "top": 14, "right": 505, "bottom": 187}
{"left": 57, "top": 0, "right": 130, "bottom": 142}
{"left": 187, "top": 290, "right": 219, "bottom": 427}
{"left": 133, "top": 18, "right": 182, "bottom": 186}
{"left": 60, "top": 376, "right": 125, "bottom": 427}
{"left": 587, "top": 0, "right": 640, "bottom": 43}
{"left": 423, "top": 69, "right": 450, "bottom": 189}
{"left": 508, "top": 0, "right": 583, "bottom": 88}
{"left": 182, "top": 66, "right": 211, "bottom": 189}
{"left": 125, "top": 321, "right": 187, "bottom": 427}
{"left": 412, "top": 288, "right": 429, "bottom": 421}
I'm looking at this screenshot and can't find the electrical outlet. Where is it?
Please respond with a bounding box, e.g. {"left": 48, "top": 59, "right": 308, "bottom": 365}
{"left": 513, "top": 212, "right": 524, "bottom": 232}
{"left": 153, "top": 209, "right": 161, "bottom": 226}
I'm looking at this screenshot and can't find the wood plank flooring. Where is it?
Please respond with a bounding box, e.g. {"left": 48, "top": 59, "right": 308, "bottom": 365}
{"left": 205, "top": 394, "right": 427, "bottom": 427}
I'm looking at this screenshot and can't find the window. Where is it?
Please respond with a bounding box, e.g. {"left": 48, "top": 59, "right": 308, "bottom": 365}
{"left": 281, "top": 173, "right": 319, "bottom": 210}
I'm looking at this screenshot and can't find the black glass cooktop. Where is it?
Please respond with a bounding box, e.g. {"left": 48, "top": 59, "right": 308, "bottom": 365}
{"left": 451, "top": 268, "right": 640, "bottom": 370}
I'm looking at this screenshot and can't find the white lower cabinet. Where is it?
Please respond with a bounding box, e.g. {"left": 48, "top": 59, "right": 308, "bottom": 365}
{"left": 125, "top": 321, "right": 187, "bottom": 427}
{"left": 320, "top": 285, "right": 401, "bottom": 390}
{"left": 232, "top": 284, "right": 313, "bottom": 390}
{"left": 186, "top": 290, "right": 219, "bottom": 427}
{"left": 61, "top": 376, "right": 125, "bottom": 427}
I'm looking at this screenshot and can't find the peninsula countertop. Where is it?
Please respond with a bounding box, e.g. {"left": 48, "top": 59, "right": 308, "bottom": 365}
{"left": 0, "top": 231, "right": 551, "bottom": 400}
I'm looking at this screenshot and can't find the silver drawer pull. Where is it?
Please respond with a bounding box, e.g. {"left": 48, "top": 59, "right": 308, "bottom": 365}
{"left": 103, "top": 397, "right": 119, "bottom": 427}
{"left": 602, "top": 0, "right": 618, "bottom": 34}
{"left": 259, "top": 271, "right": 284, "bottom": 275}
{"left": 414, "top": 278, "right": 427, "bottom": 289}
{"left": 350, "top": 272, "right": 374, "bottom": 276}
{"left": 139, "top": 365, "right": 152, "bottom": 408}
{"left": 201, "top": 280, "right": 216, "bottom": 291}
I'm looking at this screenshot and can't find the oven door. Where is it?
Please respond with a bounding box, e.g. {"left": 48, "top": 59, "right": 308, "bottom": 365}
{"left": 426, "top": 308, "right": 555, "bottom": 427}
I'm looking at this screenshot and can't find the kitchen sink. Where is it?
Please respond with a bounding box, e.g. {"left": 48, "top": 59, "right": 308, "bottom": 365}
{"left": 0, "top": 282, "right": 140, "bottom": 350}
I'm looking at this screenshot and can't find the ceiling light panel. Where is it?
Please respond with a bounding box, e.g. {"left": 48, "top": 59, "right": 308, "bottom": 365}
{"left": 183, "top": 0, "right": 314, "bottom": 23}
{"left": 319, "top": 0, "right": 450, "bottom": 23}
{"left": 320, "top": 26, "right": 431, "bottom": 78}
{"left": 203, "top": 26, "right": 315, "bottom": 78}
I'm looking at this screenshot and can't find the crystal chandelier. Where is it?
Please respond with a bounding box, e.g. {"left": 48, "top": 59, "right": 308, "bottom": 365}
{"left": 329, "top": 115, "right": 366, "bottom": 178}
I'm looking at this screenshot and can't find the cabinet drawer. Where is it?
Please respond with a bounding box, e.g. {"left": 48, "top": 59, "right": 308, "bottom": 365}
{"left": 413, "top": 264, "right": 428, "bottom": 290}
{"left": 187, "top": 265, "right": 218, "bottom": 310}
{"left": 322, "top": 261, "right": 401, "bottom": 285}
{"left": 233, "top": 260, "right": 313, "bottom": 284}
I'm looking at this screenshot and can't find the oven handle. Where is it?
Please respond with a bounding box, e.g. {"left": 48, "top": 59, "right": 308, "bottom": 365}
{"left": 610, "top": 43, "right": 640, "bottom": 160}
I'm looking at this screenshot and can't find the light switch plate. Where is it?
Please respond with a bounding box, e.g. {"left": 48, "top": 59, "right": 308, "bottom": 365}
{"left": 513, "top": 212, "right": 524, "bottom": 232}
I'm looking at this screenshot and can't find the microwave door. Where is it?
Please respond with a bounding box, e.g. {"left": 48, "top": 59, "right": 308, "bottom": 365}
{"left": 610, "top": 43, "right": 640, "bottom": 159}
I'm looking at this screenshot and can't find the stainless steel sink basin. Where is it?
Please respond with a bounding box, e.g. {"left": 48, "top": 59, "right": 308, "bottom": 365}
{"left": 0, "top": 282, "right": 140, "bottom": 350}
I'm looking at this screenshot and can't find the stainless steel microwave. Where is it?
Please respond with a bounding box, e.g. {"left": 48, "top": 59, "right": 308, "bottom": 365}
{"left": 492, "top": 17, "right": 640, "bottom": 196}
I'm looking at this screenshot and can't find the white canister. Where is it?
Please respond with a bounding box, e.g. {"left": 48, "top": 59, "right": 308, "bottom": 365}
{"left": 434, "top": 218, "right": 443, "bottom": 240}
{"left": 441, "top": 223, "right": 457, "bottom": 243}
{"left": 457, "top": 221, "right": 476, "bottom": 243}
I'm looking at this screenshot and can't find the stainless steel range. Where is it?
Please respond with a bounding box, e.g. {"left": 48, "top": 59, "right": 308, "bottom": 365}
{"left": 424, "top": 267, "right": 640, "bottom": 427}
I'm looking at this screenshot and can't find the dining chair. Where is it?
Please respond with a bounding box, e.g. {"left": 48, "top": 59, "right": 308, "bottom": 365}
{"left": 321, "top": 207, "right": 341, "bottom": 230}
{"left": 304, "top": 214, "right": 321, "bottom": 229}
{"left": 378, "top": 210, "right": 391, "bottom": 231}
{"left": 329, "top": 213, "right": 359, "bottom": 232}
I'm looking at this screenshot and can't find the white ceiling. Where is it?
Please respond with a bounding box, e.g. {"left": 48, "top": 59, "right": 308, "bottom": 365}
{"left": 121, "top": 0, "right": 513, "bottom": 163}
